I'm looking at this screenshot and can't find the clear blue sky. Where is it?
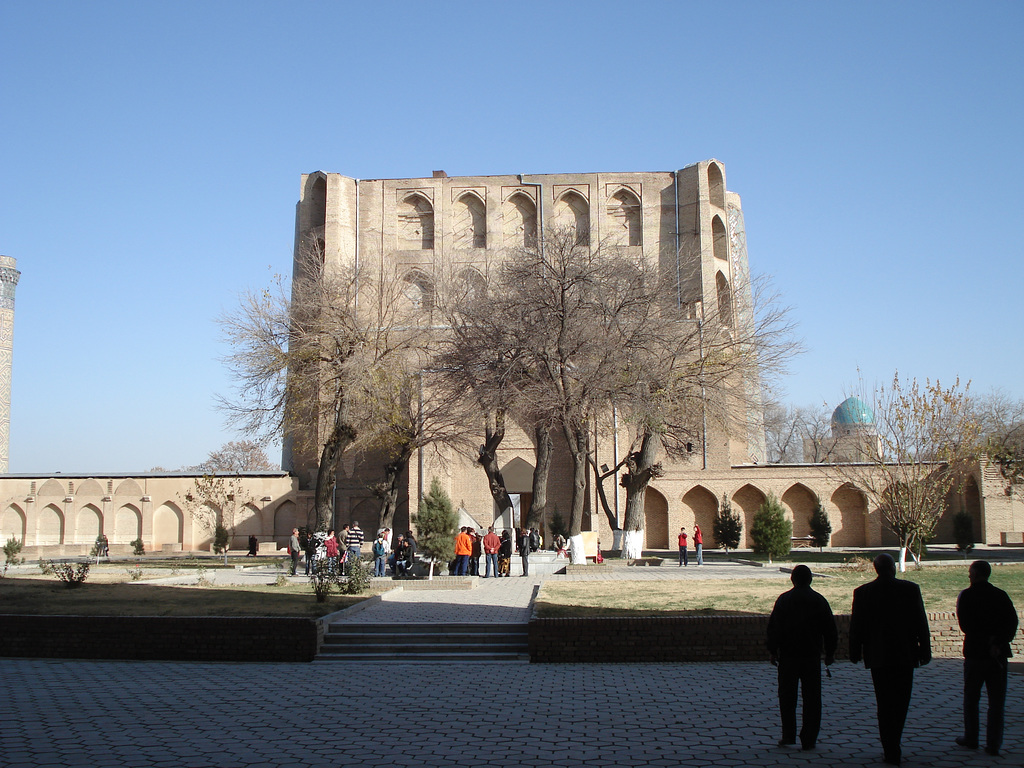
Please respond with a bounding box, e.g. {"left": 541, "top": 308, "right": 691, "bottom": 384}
{"left": 1, "top": 1, "right": 1021, "bottom": 473}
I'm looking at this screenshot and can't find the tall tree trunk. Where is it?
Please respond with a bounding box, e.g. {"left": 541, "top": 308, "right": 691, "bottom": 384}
{"left": 621, "top": 430, "right": 663, "bottom": 559}
{"left": 563, "top": 421, "right": 589, "bottom": 564}
{"left": 377, "top": 446, "right": 413, "bottom": 531}
{"left": 528, "top": 423, "right": 552, "bottom": 529}
{"left": 477, "top": 409, "right": 513, "bottom": 520}
{"left": 313, "top": 398, "right": 357, "bottom": 531}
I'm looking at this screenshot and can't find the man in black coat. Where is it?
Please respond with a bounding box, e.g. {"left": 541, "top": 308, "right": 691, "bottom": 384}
{"left": 955, "top": 559, "right": 1018, "bottom": 756}
{"left": 766, "top": 564, "right": 838, "bottom": 751}
{"left": 849, "top": 553, "right": 931, "bottom": 766}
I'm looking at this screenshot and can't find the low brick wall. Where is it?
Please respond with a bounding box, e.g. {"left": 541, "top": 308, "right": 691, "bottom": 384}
{"left": 529, "top": 612, "right": 1024, "bottom": 663}
{"left": 0, "top": 615, "right": 318, "bottom": 662}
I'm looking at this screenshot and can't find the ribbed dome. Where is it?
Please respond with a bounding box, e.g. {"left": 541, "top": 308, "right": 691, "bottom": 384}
{"left": 832, "top": 397, "right": 874, "bottom": 426}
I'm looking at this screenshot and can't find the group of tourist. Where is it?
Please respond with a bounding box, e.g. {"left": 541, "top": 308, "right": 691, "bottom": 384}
{"left": 767, "top": 555, "right": 1018, "bottom": 765}
{"left": 452, "top": 525, "right": 541, "bottom": 577}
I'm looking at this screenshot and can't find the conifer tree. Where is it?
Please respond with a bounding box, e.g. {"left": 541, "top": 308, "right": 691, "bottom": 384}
{"left": 713, "top": 495, "right": 742, "bottom": 553}
{"left": 808, "top": 499, "right": 832, "bottom": 551}
{"left": 413, "top": 478, "right": 457, "bottom": 578}
{"left": 751, "top": 494, "right": 792, "bottom": 564}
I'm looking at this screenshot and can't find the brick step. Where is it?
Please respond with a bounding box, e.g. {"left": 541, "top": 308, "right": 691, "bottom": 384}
{"left": 316, "top": 622, "right": 528, "bottom": 662}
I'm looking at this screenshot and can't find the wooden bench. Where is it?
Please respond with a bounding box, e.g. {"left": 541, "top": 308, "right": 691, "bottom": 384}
{"left": 791, "top": 536, "right": 816, "bottom": 549}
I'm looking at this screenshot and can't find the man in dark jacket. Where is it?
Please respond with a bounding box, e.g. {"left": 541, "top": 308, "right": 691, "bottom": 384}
{"left": 955, "top": 560, "right": 1018, "bottom": 756}
{"left": 849, "top": 553, "right": 931, "bottom": 766}
{"left": 766, "top": 564, "right": 838, "bottom": 751}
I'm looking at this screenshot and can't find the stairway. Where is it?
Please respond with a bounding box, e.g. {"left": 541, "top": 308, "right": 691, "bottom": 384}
{"left": 316, "top": 622, "right": 530, "bottom": 663}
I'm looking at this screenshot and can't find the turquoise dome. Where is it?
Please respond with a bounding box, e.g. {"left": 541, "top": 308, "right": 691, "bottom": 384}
{"left": 832, "top": 397, "right": 874, "bottom": 426}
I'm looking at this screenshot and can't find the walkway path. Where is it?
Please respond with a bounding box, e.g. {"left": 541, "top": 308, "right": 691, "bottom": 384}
{"left": 1, "top": 657, "right": 1018, "bottom": 767}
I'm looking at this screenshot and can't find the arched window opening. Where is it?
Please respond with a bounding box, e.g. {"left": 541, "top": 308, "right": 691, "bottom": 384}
{"left": 716, "top": 271, "right": 734, "bottom": 327}
{"left": 454, "top": 193, "right": 486, "bottom": 249}
{"left": 398, "top": 194, "right": 435, "bottom": 250}
{"left": 403, "top": 270, "right": 435, "bottom": 311}
{"left": 608, "top": 189, "right": 641, "bottom": 246}
{"left": 712, "top": 215, "right": 728, "bottom": 262}
{"left": 456, "top": 268, "right": 487, "bottom": 303}
{"left": 504, "top": 193, "right": 537, "bottom": 248}
{"left": 554, "top": 191, "right": 590, "bottom": 246}
{"left": 308, "top": 176, "right": 327, "bottom": 226}
{"left": 708, "top": 163, "right": 725, "bottom": 209}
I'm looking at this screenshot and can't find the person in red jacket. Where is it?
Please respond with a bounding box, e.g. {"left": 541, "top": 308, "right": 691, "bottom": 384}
{"left": 693, "top": 523, "right": 704, "bottom": 566}
{"left": 454, "top": 527, "right": 473, "bottom": 575}
{"left": 482, "top": 526, "right": 501, "bottom": 578}
{"left": 677, "top": 527, "right": 689, "bottom": 567}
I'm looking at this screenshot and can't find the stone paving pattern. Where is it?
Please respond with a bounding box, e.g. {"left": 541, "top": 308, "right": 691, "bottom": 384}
{"left": 2, "top": 550, "right": 1021, "bottom": 767}
{"left": 1, "top": 657, "right": 1019, "bottom": 767}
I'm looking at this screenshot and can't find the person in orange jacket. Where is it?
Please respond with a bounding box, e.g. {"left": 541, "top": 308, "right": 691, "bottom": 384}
{"left": 454, "top": 526, "right": 473, "bottom": 575}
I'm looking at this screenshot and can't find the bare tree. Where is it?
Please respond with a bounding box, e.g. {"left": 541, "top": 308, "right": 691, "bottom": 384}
{"left": 830, "top": 374, "right": 980, "bottom": 571}
{"left": 611, "top": 271, "right": 797, "bottom": 558}
{"left": 763, "top": 401, "right": 833, "bottom": 463}
{"left": 218, "top": 245, "right": 429, "bottom": 531}
{"left": 971, "top": 389, "right": 1024, "bottom": 484}
{"left": 192, "top": 440, "right": 276, "bottom": 472}
{"left": 177, "top": 474, "right": 256, "bottom": 563}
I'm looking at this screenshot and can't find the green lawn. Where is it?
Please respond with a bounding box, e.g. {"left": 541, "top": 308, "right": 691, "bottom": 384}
{"left": 0, "top": 577, "right": 377, "bottom": 617}
{"left": 534, "top": 563, "right": 1024, "bottom": 618}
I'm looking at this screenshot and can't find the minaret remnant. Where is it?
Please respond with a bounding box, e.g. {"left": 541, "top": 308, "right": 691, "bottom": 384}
{"left": 0, "top": 256, "right": 20, "bottom": 473}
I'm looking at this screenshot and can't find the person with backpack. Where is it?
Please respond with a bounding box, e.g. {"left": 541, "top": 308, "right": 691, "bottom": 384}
{"left": 529, "top": 527, "right": 541, "bottom": 553}
{"left": 372, "top": 531, "right": 388, "bottom": 577}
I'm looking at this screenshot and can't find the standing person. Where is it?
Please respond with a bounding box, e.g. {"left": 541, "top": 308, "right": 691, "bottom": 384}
{"left": 470, "top": 529, "right": 482, "bottom": 576}
{"left": 371, "top": 531, "right": 388, "bottom": 577}
{"left": 324, "top": 529, "right": 340, "bottom": 575}
{"left": 498, "top": 530, "right": 512, "bottom": 577}
{"left": 392, "top": 534, "right": 407, "bottom": 577}
{"left": 530, "top": 527, "right": 541, "bottom": 552}
{"left": 288, "top": 528, "right": 301, "bottom": 576}
{"left": 302, "top": 529, "right": 315, "bottom": 576}
{"left": 693, "top": 523, "right": 704, "bottom": 566}
{"left": 517, "top": 527, "right": 531, "bottom": 577}
{"left": 766, "top": 564, "right": 838, "bottom": 751}
{"left": 345, "top": 521, "right": 364, "bottom": 574}
{"left": 247, "top": 534, "right": 258, "bottom": 557}
{"left": 482, "top": 526, "right": 501, "bottom": 578}
{"left": 677, "top": 527, "right": 689, "bottom": 567}
{"left": 955, "top": 560, "right": 1018, "bottom": 756}
{"left": 849, "top": 553, "right": 931, "bottom": 766}
{"left": 454, "top": 527, "right": 472, "bottom": 575}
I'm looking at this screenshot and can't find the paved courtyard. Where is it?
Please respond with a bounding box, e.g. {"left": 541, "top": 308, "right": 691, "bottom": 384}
{"left": 1, "top": 657, "right": 1019, "bottom": 768}
{"left": 2, "top": 551, "right": 1020, "bottom": 767}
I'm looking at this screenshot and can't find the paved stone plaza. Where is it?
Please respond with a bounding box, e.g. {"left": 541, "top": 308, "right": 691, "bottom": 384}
{"left": 1, "top": 557, "right": 1020, "bottom": 767}
{"left": 1, "top": 657, "right": 1019, "bottom": 768}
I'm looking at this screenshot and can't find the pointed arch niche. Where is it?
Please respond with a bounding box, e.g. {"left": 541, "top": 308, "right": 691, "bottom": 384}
{"left": 708, "top": 163, "right": 726, "bottom": 209}
{"left": 781, "top": 483, "right": 817, "bottom": 539}
{"left": 1, "top": 504, "right": 26, "bottom": 543}
{"left": 453, "top": 193, "right": 486, "bottom": 249}
{"left": 398, "top": 193, "right": 435, "bottom": 250}
{"left": 114, "top": 505, "right": 142, "bottom": 544}
{"left": 75, "top": 504, "right": 103, "bottom": 544}
{"left": 607, "top": 188, "right": 641, "bottom": 246}
{"left": 732, "top": 484, "right": 767, "bottom": 549}
{"left": 681, "top": 485, "right": 718, "bottom": 539}
{"left": 716, "top": 271, "right": 734, "bottom": 327}
{"left": 554, "top": 191, "right": 590, "bottom": 245}
{"left": 504, "top": 192, "right": 537, "bottom": 248}
{"left": 402, "top": 270, "right": 435, "bottom": 311}
{"left": 830, "top": 483, "right": 867, "bottom": 547}
{"left": 644, "top": 487, "right": 669, "bottom": 548}
{"left": 500, "top": 457, "right": 535, "bottom": 529}
{"left": 38, "top": 504, "right": 64, "bottom": 545}
{"left": 153, "top": 502, "right": 184, "bottom": 550}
